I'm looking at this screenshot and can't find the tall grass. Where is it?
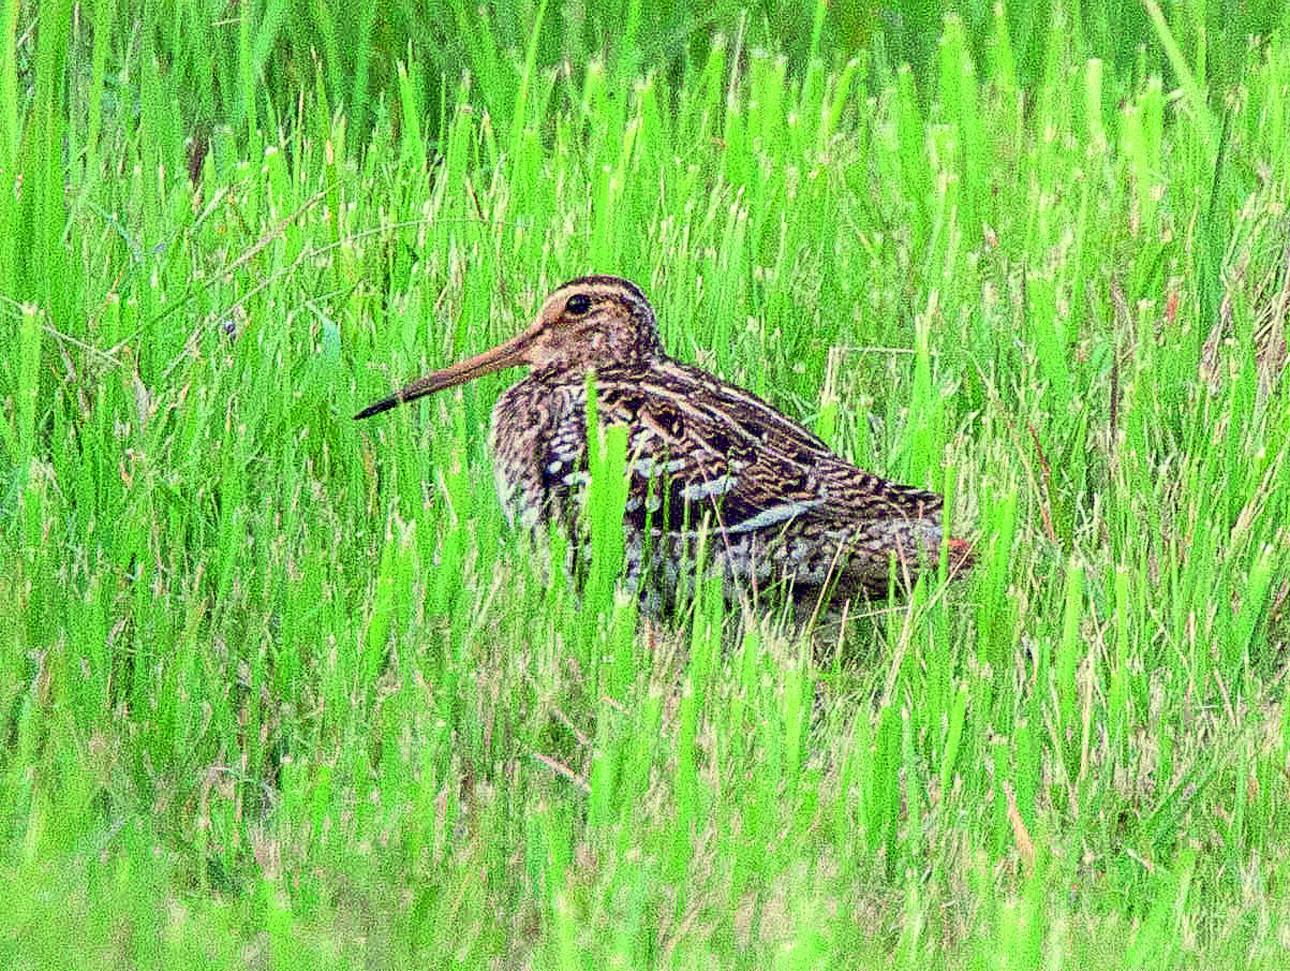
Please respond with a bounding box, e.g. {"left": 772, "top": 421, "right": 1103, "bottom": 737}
{"left": 2, "top": 0, "right": 1289, "bottom": 966}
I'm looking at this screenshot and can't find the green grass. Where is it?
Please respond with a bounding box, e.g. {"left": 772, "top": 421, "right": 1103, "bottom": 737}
{"left": 3, "top": 0, "right": 1290, "bottom": 966}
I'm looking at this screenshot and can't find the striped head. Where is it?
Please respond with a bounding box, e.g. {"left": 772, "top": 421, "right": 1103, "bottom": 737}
{"left": 355, "top": 275, "right": 663, "bottom": 419}
{"left": 524, "top": 276, "right": 662, "bottom": 376}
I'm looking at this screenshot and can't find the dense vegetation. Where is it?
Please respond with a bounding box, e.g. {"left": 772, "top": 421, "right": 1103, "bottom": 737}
{"left": 2, "top": 0, "right": 1288, "bottom": 965}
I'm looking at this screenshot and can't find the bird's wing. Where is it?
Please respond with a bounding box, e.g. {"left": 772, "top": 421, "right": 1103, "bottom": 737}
{"left": 594, "top": 361, "right": 944, "bottom": 536}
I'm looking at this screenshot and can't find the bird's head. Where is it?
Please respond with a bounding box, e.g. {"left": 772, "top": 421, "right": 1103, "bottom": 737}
{"left": 355, "top": 275, "right": 662, "bottom": 419}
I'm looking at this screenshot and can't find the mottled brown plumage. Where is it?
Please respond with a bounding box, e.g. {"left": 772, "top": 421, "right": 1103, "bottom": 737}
{"left": 356, "top": 275, "right": 972, "bottom": 613}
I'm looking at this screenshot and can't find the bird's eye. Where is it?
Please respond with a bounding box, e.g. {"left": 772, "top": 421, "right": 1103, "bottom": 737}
{"left": 565, "top": 294, "right": 592, "bottom": 315}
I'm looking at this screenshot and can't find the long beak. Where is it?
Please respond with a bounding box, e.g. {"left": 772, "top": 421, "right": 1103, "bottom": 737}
{"left": 354, "top": 326, "right": 537, "bottom": 419}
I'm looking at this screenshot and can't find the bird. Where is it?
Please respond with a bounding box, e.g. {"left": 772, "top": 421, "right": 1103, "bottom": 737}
{"left": 355, "top": 275, "right": 973, "bottom": 619}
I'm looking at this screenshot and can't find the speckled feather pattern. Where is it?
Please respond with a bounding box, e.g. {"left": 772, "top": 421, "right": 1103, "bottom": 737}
{"left": 491, "top": 356, "right": 953, "bottom": 603}
{"left": 358, "top": 275, "right": 972, "bottom": 611}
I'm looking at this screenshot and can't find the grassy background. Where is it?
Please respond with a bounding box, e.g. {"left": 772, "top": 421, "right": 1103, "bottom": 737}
{"left": 3, "top": 0, "right": 1290, "bottom": 965}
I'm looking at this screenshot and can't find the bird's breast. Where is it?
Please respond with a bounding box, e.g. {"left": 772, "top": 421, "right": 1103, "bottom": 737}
{"left": 488, "top": 379, "right": 589, "bottom": 530}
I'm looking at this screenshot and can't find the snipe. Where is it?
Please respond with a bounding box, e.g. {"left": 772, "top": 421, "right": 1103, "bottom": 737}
{"left": 356, "top": 276, "right": 972, "bottom": 615}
